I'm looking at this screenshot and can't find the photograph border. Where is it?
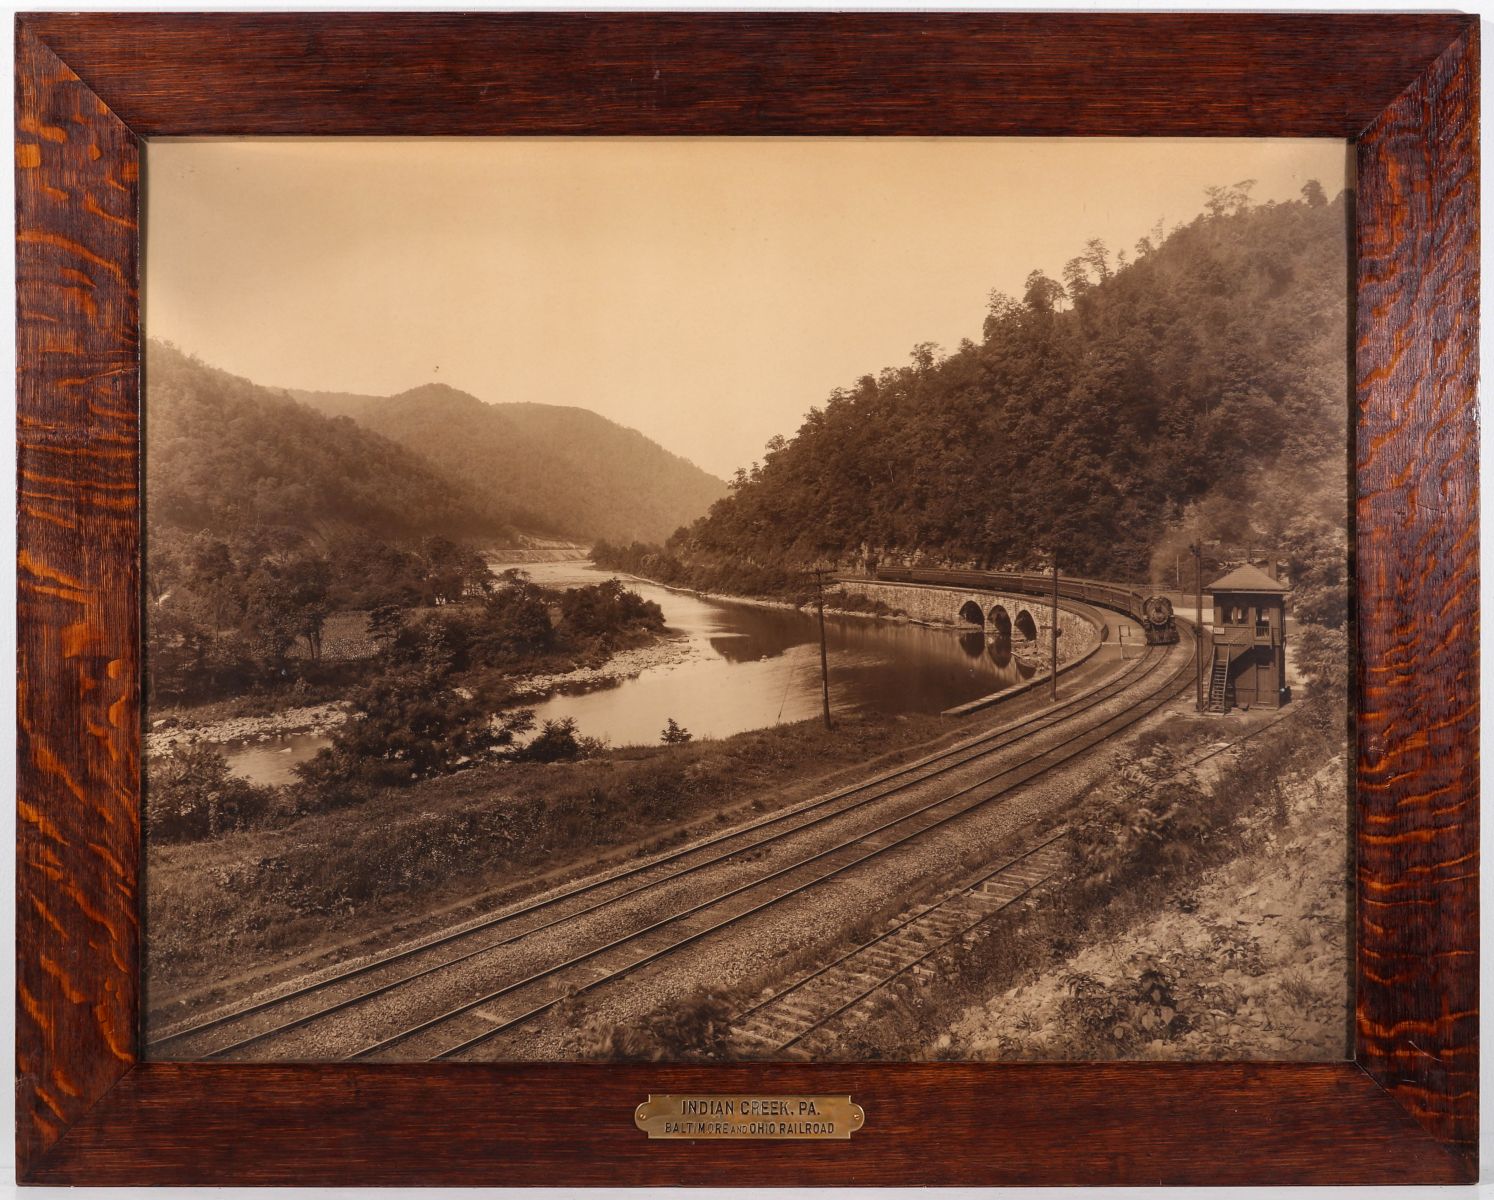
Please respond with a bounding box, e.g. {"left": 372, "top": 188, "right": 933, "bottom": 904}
{"left": 14, "top": 12, "right": 1478, "bottom": 1186}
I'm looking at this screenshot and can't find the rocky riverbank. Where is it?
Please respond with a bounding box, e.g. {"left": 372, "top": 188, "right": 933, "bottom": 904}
{"left": 148, "top": 631, "right": 697, "bottom": 756}
{"left": 147, "top": 701, "right": 349, "bottom": 755}
{"left": 506, "top": 631, "right": 700, "bottom": 700}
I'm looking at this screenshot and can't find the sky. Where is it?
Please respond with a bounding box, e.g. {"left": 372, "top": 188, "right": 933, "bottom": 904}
{"left": 146, "top": 138, "right": 1350, "bottom": 480}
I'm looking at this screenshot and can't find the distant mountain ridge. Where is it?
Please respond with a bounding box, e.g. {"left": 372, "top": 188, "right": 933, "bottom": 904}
{"left": 145, "top": 343, "right": 510, "bottom": 543}
{"left": 291, "top": 383, "right": 728, "bottom": 545}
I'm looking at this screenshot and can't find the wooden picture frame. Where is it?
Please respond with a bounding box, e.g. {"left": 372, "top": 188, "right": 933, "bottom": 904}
{"left": 15, "top": 11, "right": 1478, "bottom": 1186}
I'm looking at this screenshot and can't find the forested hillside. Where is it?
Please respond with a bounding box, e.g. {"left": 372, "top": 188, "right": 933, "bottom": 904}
{"left": 294, "top": 384, "right": 728, "bottom": 544}
{"left": 616, "top": 183, "right": 1347, "bottom": 592}
{"left": 146, "top": 342, "right": 508, "bottom": 543}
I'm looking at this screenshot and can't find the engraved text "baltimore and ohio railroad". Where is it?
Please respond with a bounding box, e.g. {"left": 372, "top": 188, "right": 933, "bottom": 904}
{"left": 634, "top": 1094, "right": 864, "bottom": 1140}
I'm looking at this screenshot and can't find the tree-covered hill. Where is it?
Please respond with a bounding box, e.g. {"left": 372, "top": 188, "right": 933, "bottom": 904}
{"left": 648, "top": 183, "right": 1348, "bottom": 588}
{"left": 292, "top": 385, "right": 728, "bottom": 545}
{"left": 146, "top": 342, "right": 508, "bottom": 543}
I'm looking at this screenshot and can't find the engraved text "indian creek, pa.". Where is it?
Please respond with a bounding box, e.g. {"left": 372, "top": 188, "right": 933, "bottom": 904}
{"left": 634, "top": 1094, "right": 865, "bottom": 1140}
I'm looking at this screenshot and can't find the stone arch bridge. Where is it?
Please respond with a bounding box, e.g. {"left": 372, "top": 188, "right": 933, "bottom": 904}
{"left": 834, "top": 577, "right": 1104, "bottom": 665}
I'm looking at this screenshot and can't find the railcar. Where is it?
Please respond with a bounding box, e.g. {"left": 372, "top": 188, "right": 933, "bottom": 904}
{"left": 873, "top": 565, "right": 1147, "bottom": 623}
{"left": 873, "top": 566, "right": 1178, "bottom": 643}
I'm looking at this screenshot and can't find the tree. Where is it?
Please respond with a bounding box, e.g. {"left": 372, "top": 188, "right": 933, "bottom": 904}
{"left": 367, "top": 603, "right": 405, "bottom": 651}
{"left": 1082, "top": 237, "right": 1112, "bottom": 282}
{"left": 558, "top": 578, "right": 664, "bottom": 645}
{"left": 241, "top": 569, "right": 301, "bottom": 669}
{"left": 480, "top": 580, "right": 556, "bottom": 656}
{"left": 518, "top": 716, "right": 597, "bottom": 763}
{"left": 145, "top": 604, "right": 212, "bottom": 702}
{"left": 421, "top": 535, "right": 491, "bottom": 605}
{"left": 1300, "top": 178, "right": 1327, "bottom": 207}
{"left": 146, "top": 742, "right": 276, "bottom": 842}
{"left": 283, "top": 556, "right": 331, "bottom": 662}
{"left": 909, "top": 342, "right": 940, "bottom": 372}
{"left": 1204, "top": 179, "right": 1257, "bottom": 218}
{"left": 1062, "top": 255, "right": 1094, "bottom": 301}
{"left": 1021, "top": 271, "right": 1067, "bottom": 315}
{"left": 660, "top": 718, "right": 693, "bottom": 745}
{"left": 297, "top": 664, "right": 533, "bottom": 791}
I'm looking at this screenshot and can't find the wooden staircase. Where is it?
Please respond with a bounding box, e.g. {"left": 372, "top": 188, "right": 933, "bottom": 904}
{"left": 1206, "top": 644, "right": 1231, "bottom": 712}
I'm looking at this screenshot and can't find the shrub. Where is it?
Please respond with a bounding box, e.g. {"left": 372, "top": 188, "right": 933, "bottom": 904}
{"left": 831, "top": 592, "right": 906, "bottom": 618}
{"left": 1293, "top": 622, "right": 1348, "bottom": 696}
{"left": 297, "top": 663, "right": 534, "bottom": 792}
{"left": 146, "top": 742, "right": 278, "bottom": 842}
{"left": 517, "top": 716, "right": 600, "bottom": 763}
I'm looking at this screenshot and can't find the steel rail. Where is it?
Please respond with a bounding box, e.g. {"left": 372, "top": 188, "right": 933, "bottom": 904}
{"left": 755, "top": 705, "right": 1305, "bottom": 1055}
{"left": 400, "top": 633, "right": 1194, "bottom": 1062}
{"left": 157, "top": 642, "right": 1154, "bottom": 1058}
{"left": 776, "top": 850, "right": 1065, "bottom": 1052}
{"left": 733, "top": 831, "right": 1069, "bottom": 1041}
{"left": 152, "top": 624, "right": 1157, "bottom": 1057}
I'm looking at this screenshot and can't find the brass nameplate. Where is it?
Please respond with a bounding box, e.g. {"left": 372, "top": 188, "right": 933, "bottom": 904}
{"left": 634, "top": 1094, "right": 864, "bottom": 1140}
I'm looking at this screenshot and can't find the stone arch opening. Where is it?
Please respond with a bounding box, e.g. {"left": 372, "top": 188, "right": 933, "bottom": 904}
{"left": 987, "top": 605, "right": 1012, "bottom": 639}
{"left": 958, "top": 600, "right": 985, "bottom": 626}
{"left": 1014, "top": 609, "right": 1039, "bottom": 641}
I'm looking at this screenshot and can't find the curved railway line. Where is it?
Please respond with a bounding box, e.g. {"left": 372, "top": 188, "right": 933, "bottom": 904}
{"left": 150, "top": 573, "right": 1197, "bottom": 1063}
{"left": 424, "top": 630, "right": 1192, "bottom": 1062}
{"left": 152, "top": 632, "right": 1161, "bottom": 1059}
{"left": 727, "top": 707, "right": 1301, "bottom": 1057}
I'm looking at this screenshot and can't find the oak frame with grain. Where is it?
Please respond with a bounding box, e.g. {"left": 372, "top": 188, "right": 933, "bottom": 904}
{"left": 14, "top": 12, "right": 1479, "bottom": 1186}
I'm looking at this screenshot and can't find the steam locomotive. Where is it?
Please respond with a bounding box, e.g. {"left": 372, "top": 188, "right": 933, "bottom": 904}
{"left": 1138, "top": 594, "right": 1179, "bottom": 645}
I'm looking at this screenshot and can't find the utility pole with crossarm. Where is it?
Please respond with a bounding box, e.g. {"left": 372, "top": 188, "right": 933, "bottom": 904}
{"left": 808, "top": 566, "right": 834, "bottom": 731}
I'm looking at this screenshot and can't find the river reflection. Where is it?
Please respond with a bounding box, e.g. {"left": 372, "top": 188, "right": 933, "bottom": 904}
{"left": 517, "top": 561, "right": 1037, "bottom": 748}
{"left": 224, "top": 560, "right": 1050, "bottom": 779}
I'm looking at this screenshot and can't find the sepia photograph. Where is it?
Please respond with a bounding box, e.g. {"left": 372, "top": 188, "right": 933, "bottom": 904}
{"left": 141, "top": 137, "right": 1352, "bottom": 1065}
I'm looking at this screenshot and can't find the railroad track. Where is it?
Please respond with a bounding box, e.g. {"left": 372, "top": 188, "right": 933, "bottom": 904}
{"left": 726, "top": 704, "right": 1306, "bottom": 1059}
{"left": 148, "top": 628, "right": 1175, "bottom": 1061}
{"left": 356, "top": 629, "right": 1195, "bottom": 1062}
{"left": 731, "top": 833, "right": 1070, "bottom": 1057}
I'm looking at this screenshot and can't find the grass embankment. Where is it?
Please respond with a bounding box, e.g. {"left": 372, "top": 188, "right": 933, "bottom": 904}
{"left": 798, "top": 701, "right": 1348, "bottom": 1061}
{"left": 146, "top": 709, "right": 959, "bottom": 1007}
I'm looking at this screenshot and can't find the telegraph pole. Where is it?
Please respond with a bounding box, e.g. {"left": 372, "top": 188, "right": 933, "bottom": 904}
{"left": 1050, "top": 555, "right": 1060, "bottom": 700}
{"left": 811, "top": 567, "right": 833, "bottom": 730}
{"left": 1190, "top": 541, "right": 1204, "bottom": 711}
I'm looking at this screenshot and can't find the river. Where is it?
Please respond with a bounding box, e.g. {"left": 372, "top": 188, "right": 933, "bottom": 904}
{"left": 223, "top": 559, "right": 1048, "bottom": 780}
{"left": 509, "top": 560, "right": 1040, "bottom": 747}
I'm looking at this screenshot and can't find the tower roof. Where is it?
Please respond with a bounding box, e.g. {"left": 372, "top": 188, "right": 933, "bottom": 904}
{"left": 1208, "top": 562, "right": 1290, "bottom": 594}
